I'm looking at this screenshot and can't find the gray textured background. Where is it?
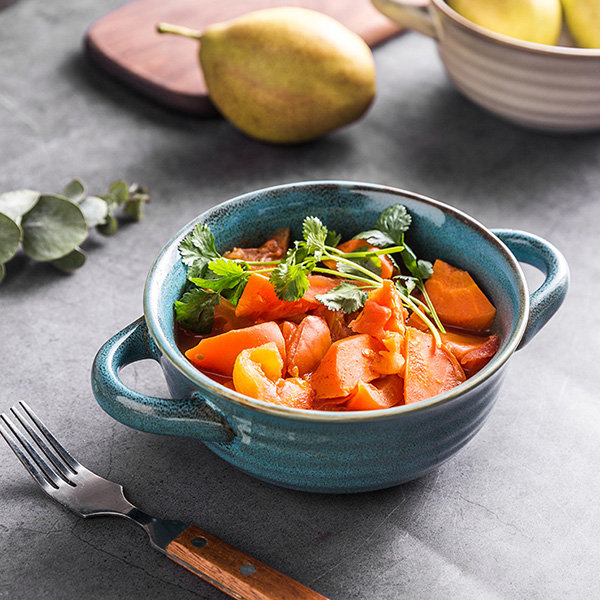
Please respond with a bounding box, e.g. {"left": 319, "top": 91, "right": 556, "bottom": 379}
{"left": 1, "top": 1, "right": 599, "bottom": 599}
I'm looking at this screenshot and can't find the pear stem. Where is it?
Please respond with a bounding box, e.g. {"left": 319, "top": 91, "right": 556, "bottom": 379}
{"left": 156, "top": 22, "right": 203, "bottom": 40}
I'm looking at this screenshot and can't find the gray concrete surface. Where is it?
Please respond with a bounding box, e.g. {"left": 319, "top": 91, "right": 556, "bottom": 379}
{"left": 1, "top": 1, "right": 599, "bottom": 598}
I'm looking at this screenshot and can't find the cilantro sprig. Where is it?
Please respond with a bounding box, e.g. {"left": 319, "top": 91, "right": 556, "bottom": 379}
{"left": 174, "top": 205, "right": 445, "bottom": 343}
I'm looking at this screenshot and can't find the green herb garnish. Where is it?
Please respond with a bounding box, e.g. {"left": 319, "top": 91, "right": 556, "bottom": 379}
{"left": 174, "top": 205, "right": 444, "bottom": 343}
{"left": 0, "top": 178, "right": 149, "bottom": 283}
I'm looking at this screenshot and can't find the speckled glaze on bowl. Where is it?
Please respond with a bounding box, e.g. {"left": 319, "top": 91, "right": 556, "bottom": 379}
{"left": 372, "top": 0, "right": 600, "bottom": 132}
{"left": 92, "top": 182, "right": 569, "bottom": 493}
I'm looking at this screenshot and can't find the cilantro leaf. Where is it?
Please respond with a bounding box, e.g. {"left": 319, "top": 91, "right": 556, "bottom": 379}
{"left": 399, "top": 244, "right": 433, "bottom": 281}
{"left": 179, "top": 223, "right": 220, "bottom": 268}
{"left": 270, "top": 262, "right": 310, "bottom": 302}
{"left": 316, "top": 282, "right": 368, "bottom": 313}
{"left": 303, "top": 216, "right": 328, "bottom": 259}
{"left": 355, "top": 204, "right": 412, "bottom": 248}
{"left": 174, "top": 288, "right": 220, "bottom": 334}
{"left": 189, "top": 257, "right": 249, "bottom": 298}
{"left": 325, "top": 229, "right": 341, "bottom": 248}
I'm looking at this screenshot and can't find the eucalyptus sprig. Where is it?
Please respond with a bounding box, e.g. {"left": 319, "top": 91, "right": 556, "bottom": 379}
{"left": 0, "top": 178, "right": 150, "bottom": 282}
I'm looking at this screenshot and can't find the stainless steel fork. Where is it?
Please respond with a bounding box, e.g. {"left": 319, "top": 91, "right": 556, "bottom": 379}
{"left": 1, "top": 402, "right": 327, "bottom": 600}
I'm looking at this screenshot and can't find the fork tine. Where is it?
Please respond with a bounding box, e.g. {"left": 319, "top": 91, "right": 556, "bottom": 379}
{"left": 0, "top": 420, "right": 57, "bottom": 492}
{"left": 19, "top": 402, "right": 81, "bottom": 472}
{"left": 1, "top": 413, "right": 63, "bottom": 490}
{"left": 10, "top": 405, "right": 75, "bottom": 484}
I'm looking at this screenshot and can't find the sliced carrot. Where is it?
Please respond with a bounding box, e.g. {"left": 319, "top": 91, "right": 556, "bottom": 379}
{"left": 345, "top": 375, "right": 404, "bottom": 411}
{"left": 235, "top": 273, "right": 337, "bottom": 321}
{"left": 311, "top": 305, "right": 354, "bottom": 341}
{"left": 235, "top": 273, "right": 308, "bottom": 320}
{"left": 323, "top": 239, "right": 394, "bottom": 279}
{"left": 424, "top": 259, "right": 496, "bottom": 332}
{"left": 459, "top": 335, "right": 500, "bottom": 377}
{"left": 275, "top": 378, "right": 314, "bottom": 409}
{"left": 302, "top": 275, "right": 340, "bottom": 303}
{"left": 350, "top": 280, "right": 407, "bottom": 339}
{"left": 349, "top": 300, "right": 392, "bottom": 339}
{"left": 186, "top": 321, "right": 285, "bottom": 376}
{"left": 404, "top": 327, "right": 466, "bottom": 404}
{"left": 286, "top": 315, "right": 331, "bottom": 377}
{"left": 311, "top": 334, "right": 384, "bottom": 399}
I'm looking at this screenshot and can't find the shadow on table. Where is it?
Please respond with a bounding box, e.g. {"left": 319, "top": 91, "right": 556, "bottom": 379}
{"left": 376, "top": 82, "right": 600, "bottom": 211}
{"left": 61, "top": 53, "right": 357, "bottom": 192}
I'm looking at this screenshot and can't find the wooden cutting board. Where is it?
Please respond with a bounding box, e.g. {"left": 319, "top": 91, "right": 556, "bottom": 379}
{"left": 85, "top": 0, "right": 401, "bottom": 116}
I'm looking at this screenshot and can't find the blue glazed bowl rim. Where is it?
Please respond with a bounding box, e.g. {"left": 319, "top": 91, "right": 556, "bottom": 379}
{"left": 144, "top": 181, "right": 528, "bottom": 422}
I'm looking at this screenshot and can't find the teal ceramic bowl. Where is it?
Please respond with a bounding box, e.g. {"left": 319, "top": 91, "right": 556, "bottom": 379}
{"left": 92, "top": 182, "right": 569, "bottom": 493}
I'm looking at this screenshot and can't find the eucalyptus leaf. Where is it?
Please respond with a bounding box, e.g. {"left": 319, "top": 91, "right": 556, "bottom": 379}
{"left": 97, "top": 214, "right": 118, "bottom": 236}
{"left": 0, "top": 189, "right": 39, "bottom": 224}
{"left": 51, "top": 247, "right": 86, "bottom": 272}
{"left": 0, "top": 263, "right": 5, "bottom": 283}
{"left": 123, "top": 197, "right": 145, "bottom": 221}
{"left": 21, "top": 194, "right": 88, "bottom": 261}
{"left": 61, "top": 178, "right": 86, "bottom": 204}
{"left": 109, "top": 180, "right": 129, "bottom": 206}
{"left": 0, "top": 212, "right": 22, "bottom": 263}
{"left": 79, "top": 195, "right": 108, "bottom": 227}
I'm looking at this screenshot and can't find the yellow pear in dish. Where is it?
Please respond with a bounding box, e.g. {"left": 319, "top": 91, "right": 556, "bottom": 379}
{"left": 447, "top": 0, "right": 562, "bottom": 45}
{"left": 561, "top": 0, "right": 600, "bottom": 48}
{"left": 157, "top": 8, "right": 376, "bottom": 144}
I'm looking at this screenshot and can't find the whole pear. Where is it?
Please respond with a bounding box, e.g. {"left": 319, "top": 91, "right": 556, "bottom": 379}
{"left": 562, "top": 0, "right": 600, "bottom": 48}
{"left": 447, "top": 0, "right": 562, "bottom": 45}
{"left": 158, "top": 8, "right": 376, "bottom": 144}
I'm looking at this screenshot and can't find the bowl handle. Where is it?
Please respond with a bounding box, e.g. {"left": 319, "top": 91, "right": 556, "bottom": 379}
{"left": 491, "top": 229, "right": 569, "bottom": 350}
{"left": 371, "top": 0, "right": 438, "bottom": 39}
{"left": 91, "top": 317, "right": 233, "bottom": 442}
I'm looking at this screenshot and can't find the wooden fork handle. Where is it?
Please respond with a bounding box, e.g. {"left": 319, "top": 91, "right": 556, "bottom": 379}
{"left": 165, "top": 525, "right": 329, "bottom": 600}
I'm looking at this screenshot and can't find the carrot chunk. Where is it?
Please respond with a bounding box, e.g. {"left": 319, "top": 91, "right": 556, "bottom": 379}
{"left": 311, "top": 334, "right": 383, "bottom": 399}
{"left": 275, "top": 378, "right": 314, "bottom": 409}
{"left": 424, "top": 259, "right": 496, "bottom": 332}
{"left": 286, "top": 315, "right": 332, "bottom": 377}
{"left": 185, "top": 321, "right": 285, "bottom": 376}
{"left": 458, "top": 335, "right": 500, "bottom": 377}
{"left": 345, "top": 375, "right": 404, "bottom": 411}
{"left": 404, "top": 327, "right": 466, "bottom": 404}
{"left": 350, "top": 280, "right": 407, "bottom": 338}
{"left": 235, "top": 273, "right": 337, "bottom": 321}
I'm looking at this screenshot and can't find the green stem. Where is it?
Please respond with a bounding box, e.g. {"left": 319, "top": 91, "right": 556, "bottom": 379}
{"left": 417, "top": 282, "right": 446, "bottom": 334}
{"left": 156, "top": 22, "right": 203, "bottom": 40}
{"left": 251, "top": 268, "right": 275, "bottom": 276}
{"left": 313, "top": 267, "right": 377, "bottom": 286}
{"left": 403, "top": 296, "right": 442, "bottom": 347}
{"left": 328, "top": 245, "right": 405, "bottom": 259}
{"left": 323, "top": 252, "right": 384, "bottom": 284}
{"left": 245, "top": 259, "right": 281, "bottom": 266}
